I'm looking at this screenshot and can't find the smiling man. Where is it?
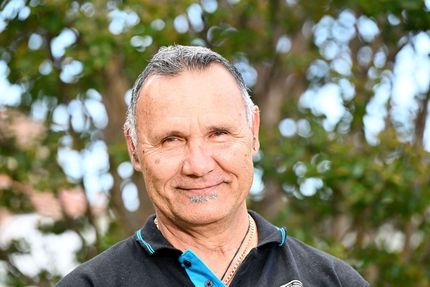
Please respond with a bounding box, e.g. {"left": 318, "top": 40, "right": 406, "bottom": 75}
{"left": 57, "top": 45, "right": 368, "bottom": 287}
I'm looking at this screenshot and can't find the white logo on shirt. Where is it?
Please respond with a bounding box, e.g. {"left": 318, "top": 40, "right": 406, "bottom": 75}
{"left": 280, "top": 280, "right": 303, "bottom": 287}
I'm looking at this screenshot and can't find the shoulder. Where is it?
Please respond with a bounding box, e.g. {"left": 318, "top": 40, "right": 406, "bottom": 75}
{"left": 284, "top": 237, "right": 369, "bottom": 286}
{"left": 56, "top": 236, "right": 144, "bottom": 286}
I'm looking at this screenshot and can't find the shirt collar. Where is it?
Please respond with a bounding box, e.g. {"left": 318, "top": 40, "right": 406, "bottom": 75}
{"left": 249, "top": 210, "right": 287, "bottom": 247}
{"left": 135, "top": 210, "right": 287, "bottom": 256}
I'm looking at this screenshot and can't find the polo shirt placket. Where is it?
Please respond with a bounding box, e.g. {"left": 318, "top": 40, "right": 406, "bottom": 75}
{"left": 135, "top": 211, "right": 287, "bottom": 287}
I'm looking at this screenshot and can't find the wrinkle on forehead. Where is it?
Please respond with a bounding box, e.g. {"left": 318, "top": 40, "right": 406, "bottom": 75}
{"left": 134, "top": 64, "right": 250, "bottom": 141}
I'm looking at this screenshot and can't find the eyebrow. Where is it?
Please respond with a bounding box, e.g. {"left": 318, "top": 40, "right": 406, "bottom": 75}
{"left": 207, "top": 125, "right": 230, "bottom": 130}
{"left": 208, "top": 122, "right": 236, "bottom": 130}
{"left": 207, "top": 124, "right": 243, "bottom": 136}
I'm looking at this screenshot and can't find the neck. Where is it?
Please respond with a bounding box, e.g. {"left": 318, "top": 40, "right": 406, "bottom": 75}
{"left": 154, "top": 208, "right": 257, "bottom": 280}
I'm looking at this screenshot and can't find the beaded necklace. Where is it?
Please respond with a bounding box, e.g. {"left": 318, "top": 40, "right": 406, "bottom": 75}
{"left": 220, "top": 216, "right": 250, "bottom": 281}
{"left": 221, "top": 215, "right": 255, "bottom": 285}
{"left": 153, "top": 215, "right": 256, "bottom": 286}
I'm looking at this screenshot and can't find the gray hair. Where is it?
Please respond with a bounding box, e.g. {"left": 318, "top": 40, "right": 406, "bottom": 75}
{"left": 125, "top": 45, "right": 255, "bottom": 146}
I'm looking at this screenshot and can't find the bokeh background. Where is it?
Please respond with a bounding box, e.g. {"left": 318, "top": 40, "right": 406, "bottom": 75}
{"left": 1, "top": 0, "right": 430, "bottom": 286}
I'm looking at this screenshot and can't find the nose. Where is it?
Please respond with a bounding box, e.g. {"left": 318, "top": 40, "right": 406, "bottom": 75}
{"left": 182, "top": 140, "right": 215, "bottom": 177}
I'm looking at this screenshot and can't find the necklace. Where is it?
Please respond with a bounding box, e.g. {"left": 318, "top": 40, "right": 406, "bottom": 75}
{"left": 221, "top": 215, "right": 256, "bottom": 285}
{"left": 153, "top": 215, "right": 256, "bottom": 285}
{"left": 220, "top": 216, "right": 251, "bottom": 281}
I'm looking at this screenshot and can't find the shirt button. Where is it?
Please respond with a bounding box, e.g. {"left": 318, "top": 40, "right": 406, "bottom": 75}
{"left": 205, "top": 280, "right": 213, "bottom": 287}
{"left": 183, "top": 260, "right": 192, "bottom": 268}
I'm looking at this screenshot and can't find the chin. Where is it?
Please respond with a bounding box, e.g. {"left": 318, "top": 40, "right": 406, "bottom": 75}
{"left": 176, "top": 204, "right": 231, "bottom": 225}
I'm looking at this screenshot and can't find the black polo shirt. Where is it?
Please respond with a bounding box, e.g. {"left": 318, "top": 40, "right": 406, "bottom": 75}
{"left": 57, "top": 211, "right": 369, "bottom": 286}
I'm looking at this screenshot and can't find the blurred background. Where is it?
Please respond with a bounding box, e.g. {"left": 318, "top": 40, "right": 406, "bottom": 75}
{"left": 0, "top": 0, "right": 430, "bottom": 286}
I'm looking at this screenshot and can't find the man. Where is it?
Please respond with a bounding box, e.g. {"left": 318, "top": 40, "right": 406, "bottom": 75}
{"left": 57, "top": 45, "right": 368, "bottom": 286}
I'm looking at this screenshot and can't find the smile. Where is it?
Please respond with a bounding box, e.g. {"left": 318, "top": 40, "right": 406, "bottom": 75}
{"left": 176, "top": 181, "right": 224, "bottom": 192}
{"left": 175, "top": 182, "right": 224, "bottom": 203}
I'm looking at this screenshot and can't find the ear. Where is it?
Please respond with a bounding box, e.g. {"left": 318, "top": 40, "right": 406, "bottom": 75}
{"left": 251, "top": 105, "right": 260, "bottom": 156}
{"left": 124, "top": 127, "right": 142, "bottom": 172}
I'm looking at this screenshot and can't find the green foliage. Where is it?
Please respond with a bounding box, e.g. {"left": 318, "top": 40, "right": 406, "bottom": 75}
{"left": 0, "top": 0, "right": 429, "bottom": 286}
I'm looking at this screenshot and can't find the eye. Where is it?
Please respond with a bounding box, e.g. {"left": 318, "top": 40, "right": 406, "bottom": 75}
{"left": 161, "top": 136, "right": 181, "bottom": 144}
{"left": 211, "top": 129, "right": 229, "bottom": 137}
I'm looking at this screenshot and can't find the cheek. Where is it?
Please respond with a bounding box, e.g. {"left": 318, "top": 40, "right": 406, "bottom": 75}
{"left": 214, "top": 144, "right": 254, "bottom": 173}
{"left": 142, "top": 155, "right": 182, "bottom": 185}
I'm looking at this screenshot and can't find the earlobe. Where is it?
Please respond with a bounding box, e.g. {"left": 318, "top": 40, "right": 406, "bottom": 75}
{"left": 124, "top": 128, "right": 142, "bottom": 171}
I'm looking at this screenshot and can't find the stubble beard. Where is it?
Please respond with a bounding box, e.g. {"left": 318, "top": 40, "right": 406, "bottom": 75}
{"left": 190, "top": 192, "right": 218, "bottom": 203}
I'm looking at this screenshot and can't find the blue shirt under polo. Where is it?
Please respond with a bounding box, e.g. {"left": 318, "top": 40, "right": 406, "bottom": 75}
{"left": 57, "top": 211, "right": 369, "bottom": 287}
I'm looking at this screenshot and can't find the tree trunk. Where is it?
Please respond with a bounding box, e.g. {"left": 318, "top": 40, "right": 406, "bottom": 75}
{"left": 102, "top": 55, "right": 154, "bottom": 237}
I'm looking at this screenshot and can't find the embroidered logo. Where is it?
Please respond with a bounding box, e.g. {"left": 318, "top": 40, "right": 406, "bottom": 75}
{"left": 280, "top": 280, "right": 303, "bottom": 287}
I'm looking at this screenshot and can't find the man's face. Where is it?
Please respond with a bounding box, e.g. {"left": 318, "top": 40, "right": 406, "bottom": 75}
{"left": 127, "top": 64, "right": 260, "bottom": 225}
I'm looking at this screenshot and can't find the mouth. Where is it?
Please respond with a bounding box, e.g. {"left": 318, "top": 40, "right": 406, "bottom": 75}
{"left": 176, "top": 181, "right": 224, "bottom": 193}
{"left": 175, "top": 181, "right": 224, "bottom": 203}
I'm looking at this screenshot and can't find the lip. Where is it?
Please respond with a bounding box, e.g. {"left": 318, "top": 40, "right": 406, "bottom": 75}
{"left": 176, "top": 181, "right": 224, "bottom": 192}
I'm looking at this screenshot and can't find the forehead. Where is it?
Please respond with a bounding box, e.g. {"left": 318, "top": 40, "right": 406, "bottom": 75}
{"left": 135, "top": 64, "right": 247, "bottom": 123}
